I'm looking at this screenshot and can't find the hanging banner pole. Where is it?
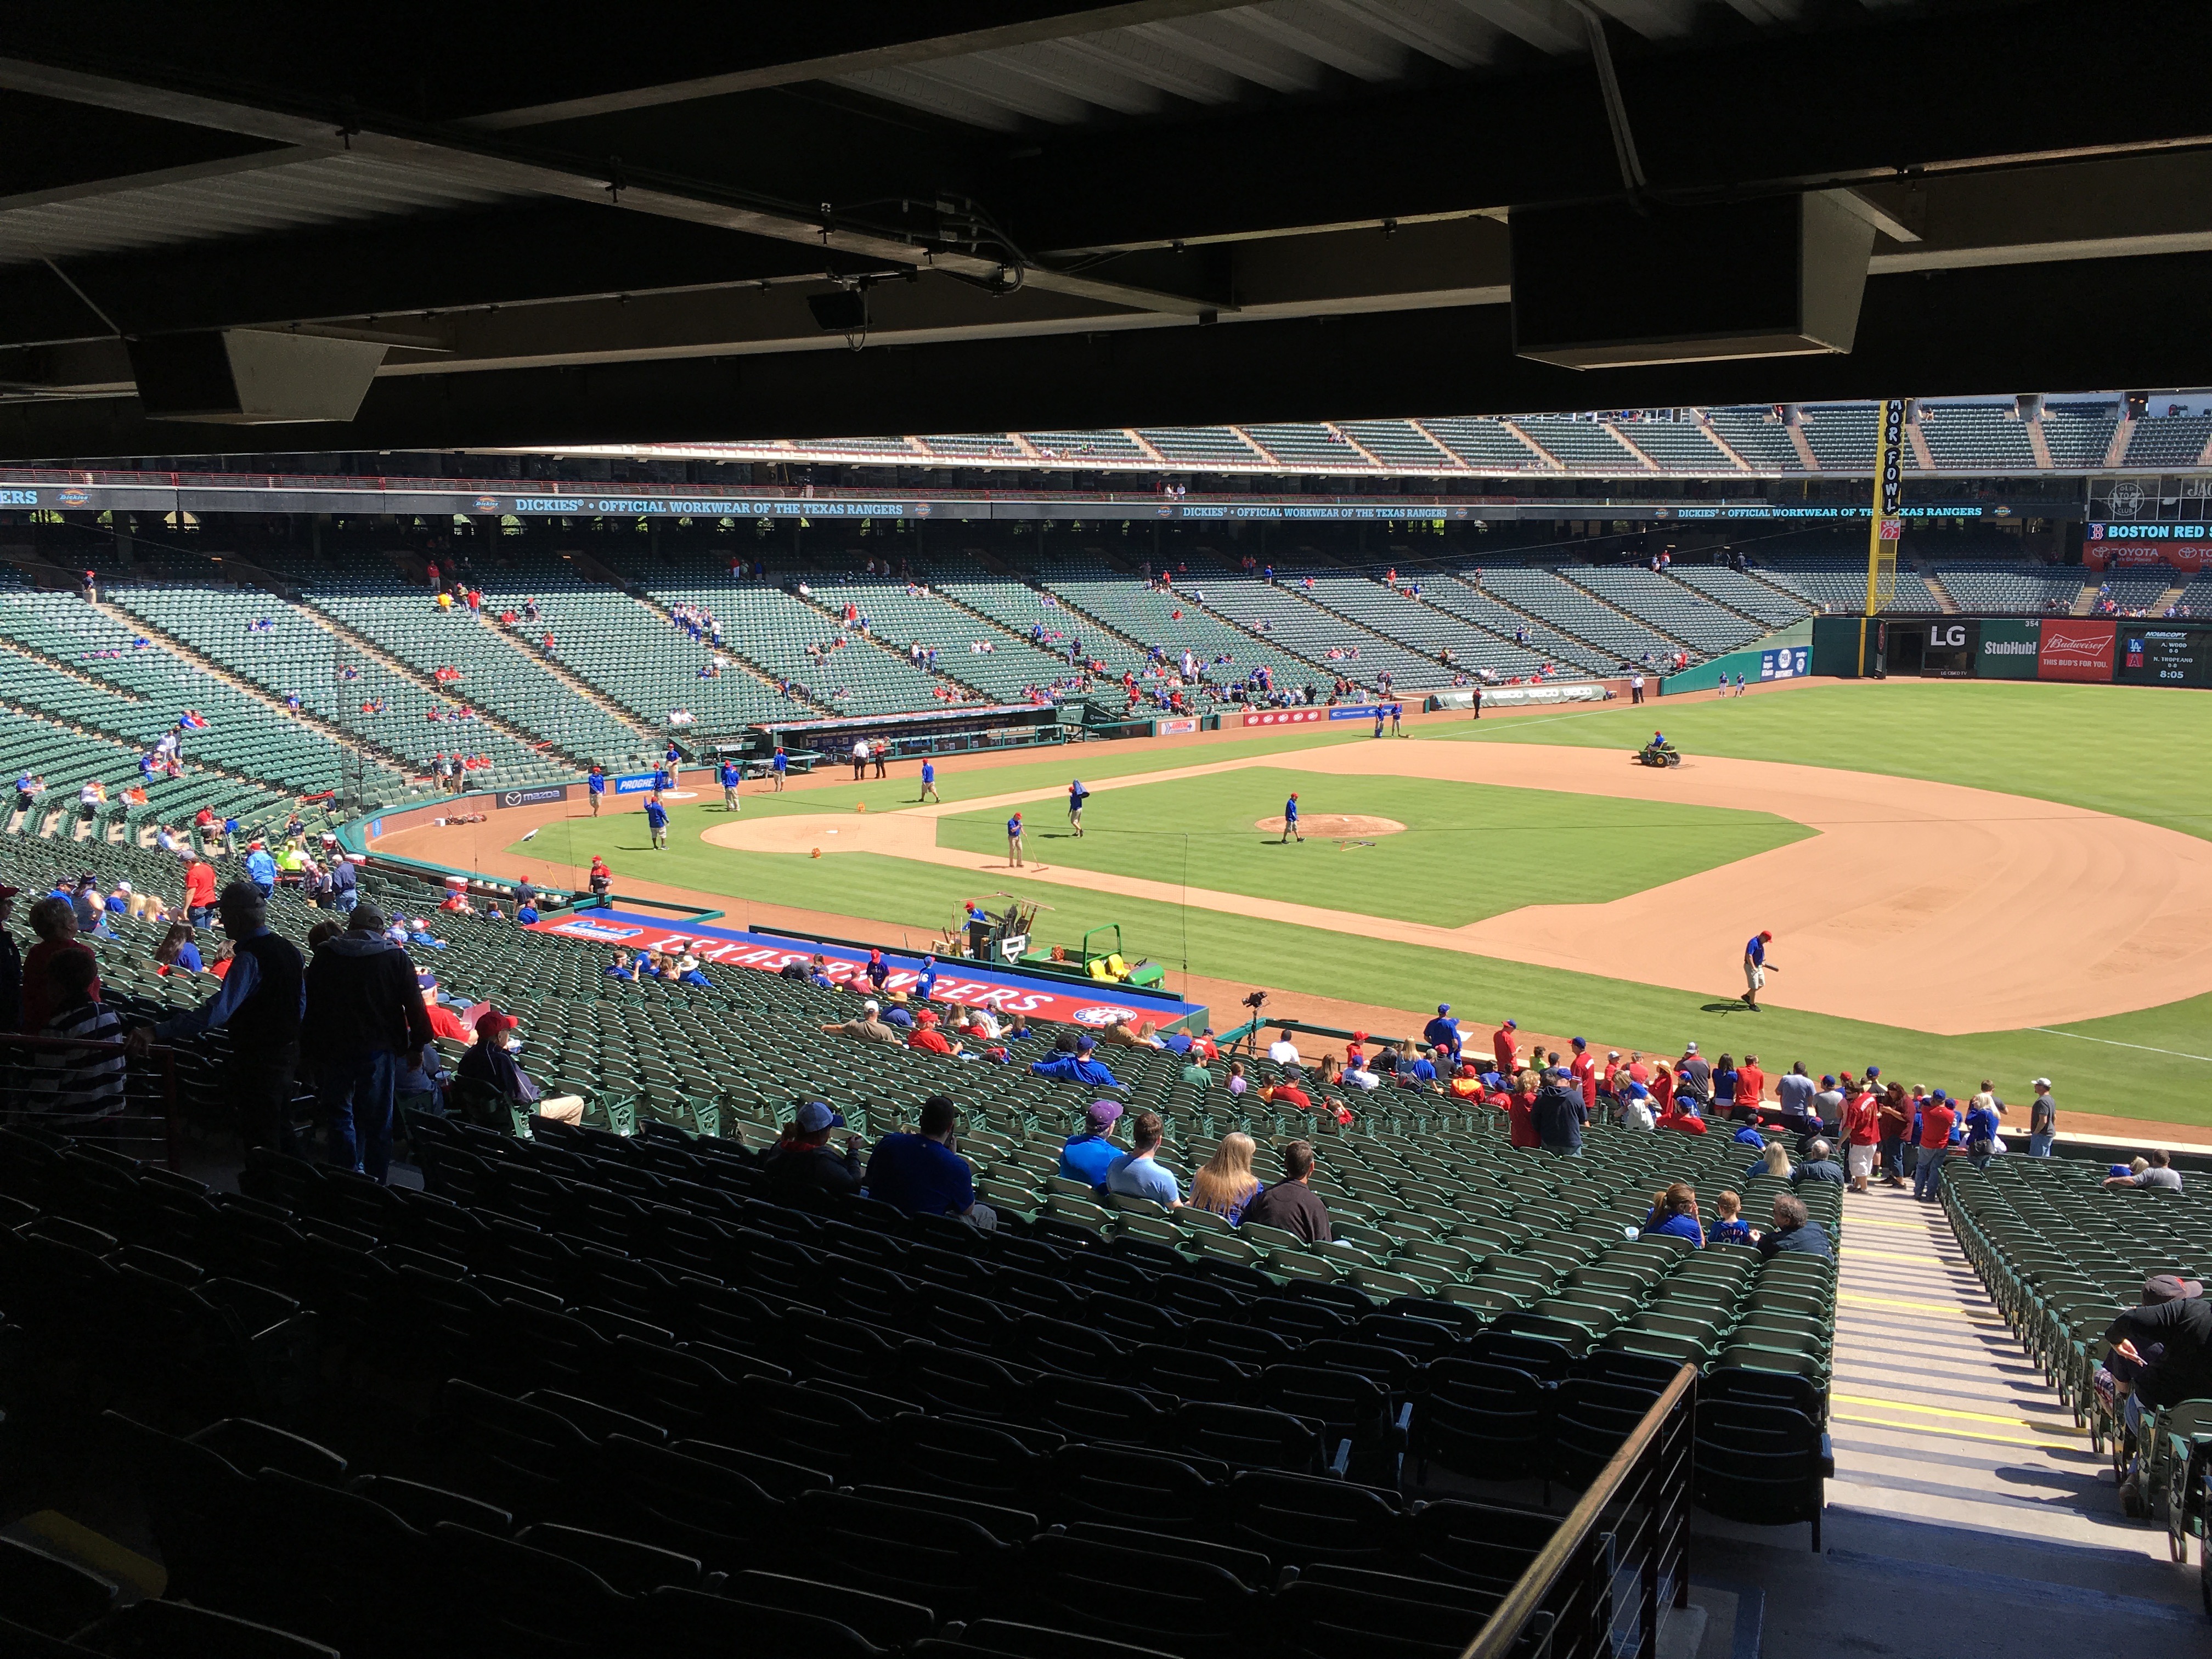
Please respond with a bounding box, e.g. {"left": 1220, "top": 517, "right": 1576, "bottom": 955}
{"left": 1866, "top": 398, "right": 1905, "bottom": 614}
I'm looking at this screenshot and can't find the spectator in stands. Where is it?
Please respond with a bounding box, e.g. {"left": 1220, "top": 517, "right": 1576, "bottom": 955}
{"left": 2107, "top": 1276, "right": 2212, "bottom": 1512}
{"left": 1243, "top": 1139, "right": 1332, "bottom": 1244}
{"left": 2027, "top": 1077, "right": 2057, "bottom": 1157}
{"left": 1105, "top": 1111, "right": 1181, "bottom": 1207}
{"left": 458, "top": 1009, "right": 583, "bottom": 1127}
{"left": 822, "top": 995, "right": 898, "bottom": 1044}
{"left": 905, "top": 1008, "right": 963, "bottom": 1057}
{"left": 28, "top": 949, "right": 126, "bottom": 1133}
{"left": 1533, "top": 1066, "right": 1587, "bottom": 1157}
{"left": 1190, "top": 1132, "right": 1261, "bottom": 1223}
{"left": 1771, "top": 1060, "right": 1813, "bottom": 1124}
{"left": 1675, "top": 1042, "right": 1712, "bottom": 1105}
{"left": 129, "top": 882, "right": 301, "bottom": 1153}
{"left": 1792, "top": 1139, "right": 1846, "bottom": 1187}
{"left": 153, "top": 924, "right": 204, "bottom": 977}
{"left": 1758, "top": 1193, "right": 1832, "bottom": 1260}
{"left": 763, "top": 1100, "right": 864, "bottom": 1199}
{"left": 2104, "top": 1149, "right": 2183, "bottom": 1192}
{"left": 1963, "top": 1088, "right": 2004, "bottom": 1167}
{"left": 1874, "top": 1082, "right": 1911, "bottom": 1187}
{"left": 1912, "top": 1091, "right": 1957, "bottom": 1200}
{"left": 1267, "top": 1028, "right": 1303, "bottom": 1066}
{"left": 1058, "top": 1099, "right": 1124, "bottom": 1187}
{"left": 1029, "top": 1032, "right": 1118, "bottom": 1088}
{"left": 1261, "top": 1065, "right": 1312, "bottom": 1115}
{"left": 19, "top": 896, "right": 94, "bottom": 1041}
{"left": 244, "top": 840, "right": 277, "bottom": 899}
{"left": 1708, "top": 1192, "right": 1753, "bottom": 1247}
{"left": 301, "top": 904, "right": 437, "bottom": 1182}
{"left": 1641, "top": 1182, "right": 1705, "bottom": 1246}
{"left": 864, "top": 1093, "right": 992, "bottom": 1228}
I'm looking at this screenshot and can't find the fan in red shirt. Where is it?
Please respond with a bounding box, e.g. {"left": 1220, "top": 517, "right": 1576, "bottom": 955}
{"left": 1840, "top": 1086, "right": 1881, "bottom": 1191}
{"left": 1492, "top": 1019, "right": 1519, "bottom": 1077}
{"left": 1914, "top": 1096, "right": 1958, "bottom": 1200}
{"left": 1569, "top": 1039, "right": 1597, "bottom": 1113}
{"left": 1506, "top": 1074, "right": 1541, "bottom": 1148}
{"left": 907, "top": 1011, "right": 960, "bottom": 1056}
{"left": 1734, "top": 1054, "right": 1766, "bottom": 1118}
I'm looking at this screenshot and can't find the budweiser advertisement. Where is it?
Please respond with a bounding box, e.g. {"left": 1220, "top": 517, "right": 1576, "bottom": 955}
{"left": 2038, "top": 619, "right": 2116, "bottom": 682}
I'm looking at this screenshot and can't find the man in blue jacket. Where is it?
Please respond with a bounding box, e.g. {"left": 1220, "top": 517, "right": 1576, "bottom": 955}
{"left": 1029, "top": 1032, "right": 1120, "bottom": 1089}
{"left": 719, "top": 758, "right": 743, "bottom": 812}
{"left": 644, "top": 793, "right": 669, "bottom": 851}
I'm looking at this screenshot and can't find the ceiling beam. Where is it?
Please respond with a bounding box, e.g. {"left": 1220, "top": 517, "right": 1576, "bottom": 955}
{"left": 0, "top": 53, "right": 1228, "bottom": 317}
{"left": 4, "top": 250, "right": 2208, "bottom": 459}
{"left": 0, "top": 202, "right": 904, "bottom": 349}
{"left": 1000, "top": 0, "right": 2212, "bottom": 252}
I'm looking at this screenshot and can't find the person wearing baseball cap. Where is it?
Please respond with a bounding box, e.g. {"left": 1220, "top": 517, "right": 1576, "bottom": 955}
{"left": 455, "top": 1007, "right": 584, "bottom": 1129}
{"left": 762, "top": 1100, "right": 862, "bottom": 1199}
{"left": 2028, "top": 1077, "right": 2058, "bottom": 1157}
{"left": 1492, "top": 1017, "right": 1519, "bottom": 1077}
{"left": 1423, "top": 1005, "right": 1460, "bottom": 1061}
{"left": 2107, "top": 1272, "right": 2212, "bottom": 1512}
{"left": 820, "top": 998, "right": 900, "bottom": 1046}
{"left": 1058, "top": 1098, "right": 1126, "bottom": 1190}
{"left": 1742, "top": 929, "right": 1774, "bottom": 1010}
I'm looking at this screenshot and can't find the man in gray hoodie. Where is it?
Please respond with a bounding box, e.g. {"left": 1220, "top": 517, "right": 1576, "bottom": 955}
{"left": 302, "top": 903, "right": 435, "bottom": 1183}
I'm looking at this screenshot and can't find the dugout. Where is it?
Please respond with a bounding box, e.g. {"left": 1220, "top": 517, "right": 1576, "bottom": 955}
{"left": 726, "top": 702, "right": 1069, "bottom": 766}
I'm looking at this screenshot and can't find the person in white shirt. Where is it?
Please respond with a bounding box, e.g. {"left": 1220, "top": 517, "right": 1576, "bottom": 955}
{"left": 1267, "top": 1030, "right": 1302, "bottom": 1066}
{"left": 1344, "top": 1056, "right": 1380, "bottom": 1092}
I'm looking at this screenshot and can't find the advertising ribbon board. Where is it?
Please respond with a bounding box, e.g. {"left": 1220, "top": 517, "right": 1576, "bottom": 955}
{"left": 529, "top": 911, "right": 1207, "bottom": 1028}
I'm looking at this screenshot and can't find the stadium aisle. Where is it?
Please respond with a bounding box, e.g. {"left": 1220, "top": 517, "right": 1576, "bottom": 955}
{"left": 1824, "top": 1181, "right": 2144, "bottom": 1551}
{"left": 1702, "top": 1179, "right": 2212, "bottom": 1659}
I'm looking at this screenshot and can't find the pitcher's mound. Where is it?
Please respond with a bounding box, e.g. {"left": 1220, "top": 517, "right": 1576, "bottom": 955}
{"left": 1255, "top": 814, "right": 1405, "bottom": 838}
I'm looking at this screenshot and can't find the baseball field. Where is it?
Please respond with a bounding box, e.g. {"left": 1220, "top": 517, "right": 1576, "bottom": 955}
{"left": 443, "top": 678, "right": 2212, "bottom": 1127}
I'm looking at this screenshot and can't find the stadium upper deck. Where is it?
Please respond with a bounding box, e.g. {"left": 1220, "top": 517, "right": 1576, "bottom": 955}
{"left": 556, "top": 396, "right": 2205, "bottom": 483}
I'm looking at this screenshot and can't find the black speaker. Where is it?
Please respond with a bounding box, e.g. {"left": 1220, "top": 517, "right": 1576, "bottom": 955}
{"left": 1510, "top": 193, "right": 1874, "bottom": 369}
{"left": 806, "top": 290, "right": 868, "bottom": 332}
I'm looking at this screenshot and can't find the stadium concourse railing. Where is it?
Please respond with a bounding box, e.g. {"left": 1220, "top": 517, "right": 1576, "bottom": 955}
{"left": 1465, "top": 1363, "right": 1698, "bottom": 1659}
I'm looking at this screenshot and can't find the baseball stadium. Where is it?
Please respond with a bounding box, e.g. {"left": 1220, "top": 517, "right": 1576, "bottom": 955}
{"left": 2, "top": 8, "right": 2211, "bottom": 1658}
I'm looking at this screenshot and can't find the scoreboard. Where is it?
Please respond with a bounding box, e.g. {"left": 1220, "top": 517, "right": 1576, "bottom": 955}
{"left": 2116, "top": 627, "right": 2212, "bottom": 687}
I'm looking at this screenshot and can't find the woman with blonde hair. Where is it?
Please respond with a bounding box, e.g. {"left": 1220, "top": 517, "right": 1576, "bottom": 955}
{"left": 1190, "top": 1131, "right": 1264, "bottom": 1224}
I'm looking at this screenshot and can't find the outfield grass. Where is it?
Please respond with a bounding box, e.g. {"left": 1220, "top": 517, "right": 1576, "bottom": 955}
{"left": 1453, "top": 679, "right": 2212, "bottom": 840}
{"left": 510, "top": 681, "right": 2212, "bottom": 1124}
{"left": 933, "top": 771, "right": 1808, "bottom": 926}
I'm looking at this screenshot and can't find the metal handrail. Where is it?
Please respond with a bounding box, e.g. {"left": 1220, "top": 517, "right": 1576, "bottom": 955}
{"left": 1, "top": 1032, "right": 185, "bottom": 1168}
{"left": 1459, "top": 1361, "right": 1699, "bottom": 1659}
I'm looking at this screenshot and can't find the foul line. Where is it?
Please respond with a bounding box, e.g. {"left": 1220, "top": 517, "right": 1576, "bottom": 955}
{"left": 2029, "top": 1028, "right": 2212, "bottom": 1064}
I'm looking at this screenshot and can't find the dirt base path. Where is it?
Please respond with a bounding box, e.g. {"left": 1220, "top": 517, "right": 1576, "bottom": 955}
{"left": 689, "top": 742, "right": 2212, "bottom": 1035}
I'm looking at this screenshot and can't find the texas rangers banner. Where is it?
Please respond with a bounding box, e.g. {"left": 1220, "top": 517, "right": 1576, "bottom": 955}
{"left": 528, "top": 910, "right": 1206, "bottom": 1029}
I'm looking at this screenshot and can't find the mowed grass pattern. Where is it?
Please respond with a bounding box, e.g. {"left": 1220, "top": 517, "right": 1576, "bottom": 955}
{"left": 510, "top": 681, "right": 2212, "bottom": 1124}
{"left": 933, "top": 771, "right": 1810, "bottom": 926}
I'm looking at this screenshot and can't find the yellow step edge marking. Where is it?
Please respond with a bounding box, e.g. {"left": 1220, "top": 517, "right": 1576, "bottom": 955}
{"left": 1846, "top": 1217, "right": 1940, "bottom": 1231}
{"left": 1838, "top": 1291, "right": 2001, "bottom": 1321}
{"left": 1832, "top": 1414, "right": 2092, "bottom": 1449}
{"left": 1831, "top": 1392, "right": 2083, "bottom": 1432}
{"left": 1849, "top": 1248, "right": 1967, "bottom": 1265}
